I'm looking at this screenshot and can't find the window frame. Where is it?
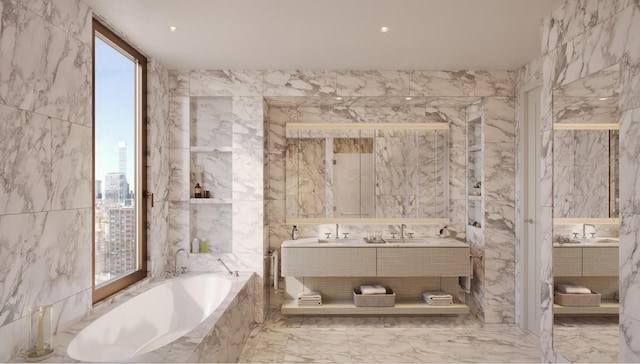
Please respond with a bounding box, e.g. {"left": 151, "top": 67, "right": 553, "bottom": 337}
{"left": 92, "top": 19, "right": 148, "bottom": 304}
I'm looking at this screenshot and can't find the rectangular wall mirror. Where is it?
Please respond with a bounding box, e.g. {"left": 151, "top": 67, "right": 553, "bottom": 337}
{"left": 285, "top": 125, "right": 449, "bottom": 222}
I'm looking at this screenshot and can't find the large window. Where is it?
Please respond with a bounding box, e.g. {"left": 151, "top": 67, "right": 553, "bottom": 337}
{"left": 93, "top": 20, "right": 147, "bottom": 303}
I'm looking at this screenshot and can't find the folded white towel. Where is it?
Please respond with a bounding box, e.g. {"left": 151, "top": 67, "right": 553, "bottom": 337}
{"left": 422, "top": 291, "right": 453, "bottom": 300}
{"left": 298, "top": 291, "right": 322, "bottom": 299}
{"left": 360, "top": 284, "right": 387, "bottom": 295}
{"left": 557, "top": 284, "right": 591, "bottom": 294}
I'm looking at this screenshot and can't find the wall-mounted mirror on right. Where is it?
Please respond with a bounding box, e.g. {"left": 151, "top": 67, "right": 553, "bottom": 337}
{"left": 551, "top": 64, "right": 620, "bottom": 363}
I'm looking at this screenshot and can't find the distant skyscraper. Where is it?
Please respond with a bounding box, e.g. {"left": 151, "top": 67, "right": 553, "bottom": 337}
{"left": 95, "top": 180, "right": 102, "bottom": 199}
{"left": 118, "top": 141, "right": 127, "bottom": 179}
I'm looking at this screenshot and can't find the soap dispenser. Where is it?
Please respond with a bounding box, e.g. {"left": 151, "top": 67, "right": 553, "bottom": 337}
{"left": 291, "top": 225, "right": 299, "bottom": 240}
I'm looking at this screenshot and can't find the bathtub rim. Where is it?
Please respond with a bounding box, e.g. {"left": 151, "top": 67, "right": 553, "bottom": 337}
{"left": 11, "top": 271, "right": 255, "bottom": 363}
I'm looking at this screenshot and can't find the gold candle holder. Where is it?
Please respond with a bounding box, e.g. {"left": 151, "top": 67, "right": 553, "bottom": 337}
{"left": 27, "top": 305, "right": 54, "bottom": 361}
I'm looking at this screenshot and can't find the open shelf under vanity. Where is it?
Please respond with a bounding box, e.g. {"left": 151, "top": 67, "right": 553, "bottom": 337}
{"left": 553, "top": 300, "right": 619, "bottom": 315}
{"left": 282, "top": 298, "right": 470, "bottom": 315}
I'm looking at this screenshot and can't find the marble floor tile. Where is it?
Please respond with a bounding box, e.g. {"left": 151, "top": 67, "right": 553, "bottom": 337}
{"left": 553, "top": 316, "right": 618, "bottom": 363}
{"left": 239, "top": 311, "right": 543, "bottom": 363}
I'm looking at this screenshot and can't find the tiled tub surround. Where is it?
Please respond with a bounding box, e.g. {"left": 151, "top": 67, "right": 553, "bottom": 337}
{"left": 515, "top": 0, "right": 640, "bottom": 360}
{"left": 10, "top": 272, "right": 255, "bottom": 363}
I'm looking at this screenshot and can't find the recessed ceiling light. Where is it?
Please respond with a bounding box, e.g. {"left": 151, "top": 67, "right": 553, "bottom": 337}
{"left": 169, "top": 25, "right": 178, "bottom": 32}
{"left": 380, "top": 26, "right": 390, "bottom": 33}
{"left": 599, "top": 97, "right": 608, "bottom": 101}
{"left": 405, "top": 97, "right": 413, "bottom": 100}
{"left": 336, "top": 97, "right": 343, "bottom": 100}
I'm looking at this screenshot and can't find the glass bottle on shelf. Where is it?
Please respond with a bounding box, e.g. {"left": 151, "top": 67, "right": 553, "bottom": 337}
{"left": 194, "top": 183, "right": 203, "bottom": 198}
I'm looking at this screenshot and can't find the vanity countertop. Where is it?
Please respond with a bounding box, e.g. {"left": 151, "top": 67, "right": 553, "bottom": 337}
{"left": 553, "top": 237, "right": 619, "bottom": 247}
{"left": 281, "top": 237, "right": 468, "bottom": 248}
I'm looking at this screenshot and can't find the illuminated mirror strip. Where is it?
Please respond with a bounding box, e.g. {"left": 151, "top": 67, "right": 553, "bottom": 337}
{"left": 285, "top": 218, "right": 449, "bottom": 225}
{"left": 552, "top": 123, "right": 619, "bottom": 130}
{"left": 285, "top": 122, "right": 449, "bottom": 131}
{"left": 553, "top": 218, "right": 620, "bottom": 225}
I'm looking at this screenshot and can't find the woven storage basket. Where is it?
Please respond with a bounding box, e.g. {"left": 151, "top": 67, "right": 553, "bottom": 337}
{"left": 554, "top": 291, "right": 601, "bottom": 307}
{"left": 353, "top": 288, "right": 395, "bottom": 307}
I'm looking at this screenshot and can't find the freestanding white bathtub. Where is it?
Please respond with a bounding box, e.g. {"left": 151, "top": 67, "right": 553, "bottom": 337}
{"left": 67, "top": 274, "right": 232, "bottom": 362}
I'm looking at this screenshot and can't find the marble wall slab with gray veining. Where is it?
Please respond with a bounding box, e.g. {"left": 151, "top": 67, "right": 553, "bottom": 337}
{"left": 0, "top": 1, "right": 93, "bottom": 360}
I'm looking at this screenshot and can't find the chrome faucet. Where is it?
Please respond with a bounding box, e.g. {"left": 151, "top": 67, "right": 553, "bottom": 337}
{"left": 174, "top": 248, "right": 189, "bottom": 276}
{"left": 217, "top": 258, "right": 239, "bottom": 277}
{"left": 400, "top": 224, "right": 407, "bottom": 239}
{"left": 335, "top": 224, "right": 340, "bottom": 239}
{"left": 582, "top": 224, "right": 595, "bottom": 239}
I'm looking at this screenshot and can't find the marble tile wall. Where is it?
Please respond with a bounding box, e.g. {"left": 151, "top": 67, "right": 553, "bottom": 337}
{"left": 530, "top": 0, "right": 640, "bottom": 360}
{"left": 0, "top": 1, "right": 171, "bottom": 360}
{"left": 0, "top": 0, "right": 92, "bottom": 360}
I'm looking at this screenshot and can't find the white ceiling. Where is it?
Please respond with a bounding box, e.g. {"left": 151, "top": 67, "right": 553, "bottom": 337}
{"left": 84, "top": 0, "right": 564, "bottom": 71}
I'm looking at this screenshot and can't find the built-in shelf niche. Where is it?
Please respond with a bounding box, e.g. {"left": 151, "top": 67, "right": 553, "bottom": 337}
{"left": 188, "top": 96, "right": 233, "bottom": 254}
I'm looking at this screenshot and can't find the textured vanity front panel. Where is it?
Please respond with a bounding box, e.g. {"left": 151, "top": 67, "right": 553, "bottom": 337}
{"left": 281, "top": 247, "right": 377, "bottom": 277}
{"left": 582, "top": 247, "right": 619, "bottom": 277}
{"left": 376, "top": 247, "right": 469, "bottom": 276}
{"left": 552, "top": 247, "right": 582, "bottom": 277}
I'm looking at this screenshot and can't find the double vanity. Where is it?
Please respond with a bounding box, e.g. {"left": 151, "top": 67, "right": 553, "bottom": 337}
{"left": 280, "top": 237, "right": 471, "bottom": 315}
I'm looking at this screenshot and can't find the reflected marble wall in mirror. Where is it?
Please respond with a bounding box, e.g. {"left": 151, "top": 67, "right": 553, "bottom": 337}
{"left": 285, "top": 127, "right": 448, "bottom": 221}
{"left": 551, "top": 65, "right": 620, "bottom": 363}
{"left": 552, "top": 64, "right": 620, "bottom": 219}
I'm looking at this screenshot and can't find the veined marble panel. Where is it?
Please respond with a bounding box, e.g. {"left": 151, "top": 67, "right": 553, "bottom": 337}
{"left": 297, "top": 106, "right": 366, "bottom": 123}
{"left": 148, "top": 200, "right": 169, "bottom": 261}
{"left": 363, "top": 106, "right": 428, "bottom": 123}
{"left": 268, "top": 154, "right": 285, "bottom": 201}
{"left": 409, "top": 71, "right": 475, "bottom": 97}
{"left": 374, "top": 130, "right": 405, "bottom": 196}
{"left": 620, "top": 313, "right": 640, "bottom": 362}
{"left": 541, "top": 0, "right": 599, "bottom": 55}
{"left": 51, "top": 288, "right": 91, "bottom": 334}
{"left": 190, "top": 96, "right": 232, "bottom": 148}
{"left": 190, "top": 70, "right": 263, "bottom": 96}
{"left": 232, "top": 97, "right": 263, "bottom": 149}
{"left": 169, "top": 70, "right": 190, "bottom": 96}
{"left": 0, "top": 315, "right": 27, "bottom": 362}
{"left": 620, "top": 62, "right": 640, "bottom": 111}
{"left": 168, "top": 96, "right": 190, "bottom": 149}
{"left": 232, "top": 201, "right": 263, "bottom": 254}
{"left": 336, "top": 71, "right": 409, "bottom": 97}
{"left": 619, "top": 213, "right": 640, "bottom": 322}
{"left": 169, "top": 148, "right": 189, "bottom": 202}
{"left": 0, "top": 1, "right": 91, "bottom": 124}
{"left": 147, "top": 59, "right": 170, "bottom": 148}
{"left": 483, "top": 97, "right": 515, "bottom": 144}
{"left": 598, "top": 0, "right": 635, "bottom": 23}
{"left": 484, "top": 201, "right": 515, "bottom": 238}
{"left": 484, "top": 143, "right": 515, "bottom": 202}
{"left": 21, "top": 0, "right": 92, "bottom": 44}
{"left": 0, "top": 105, "right": 51, "bottom": 215}
{"left": 474, "top": 71, "right": 515, "bottom": 97}
{"left": 147, "top": 144, "right": 170, "bottom": 203}
{"left": 0, "top": 209, "right": 91, "bottom": 326}
{"left": 232, "top": 148, "right": 264, "bottom": 201}
{"left": 619, "top": 108, "right": 640, "bottom": 214}
{"left": 448, "top": 147, "right": 466, "bottom": 200}
{"left": 51, "top": 119, "right": 91, "bottom": 210}
{"left": 168, "top": 201, "right": 189, "bottom": 257}
{"left": 263, "top": 70, "right": 336, "bottom": 97}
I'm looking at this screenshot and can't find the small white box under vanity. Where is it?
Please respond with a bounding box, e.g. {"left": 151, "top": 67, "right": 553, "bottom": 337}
{"left": 280, "top": 238, "right": 471, "bottom": 315}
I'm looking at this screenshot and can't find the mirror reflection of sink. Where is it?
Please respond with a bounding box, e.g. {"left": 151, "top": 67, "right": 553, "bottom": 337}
{"left": 385, "top": 238, "right": 429, "bottom": 244}
{"left": 317, "top": 238, "right": 361, "bottom": 244}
